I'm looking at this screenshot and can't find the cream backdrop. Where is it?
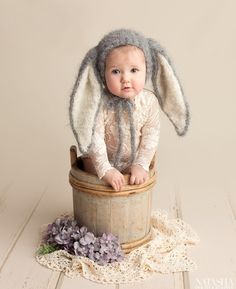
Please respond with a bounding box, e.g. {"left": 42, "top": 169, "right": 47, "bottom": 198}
{"left": 0, "top": 1, "right": 235, "bottom": 208}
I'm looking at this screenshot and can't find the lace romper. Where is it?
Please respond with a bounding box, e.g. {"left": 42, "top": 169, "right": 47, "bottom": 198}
{"left": 82, "top": 89, "right": 161, "bottom": 179}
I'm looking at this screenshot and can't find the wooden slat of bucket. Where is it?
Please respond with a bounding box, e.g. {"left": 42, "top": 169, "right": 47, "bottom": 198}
{"left": 95, "top": 197, "right": 112, "bottom": 235}
{"left": 126, "top": 191, "right": 151, "bottom": 241}
{"left": 109, "top": 196, "right": 129, "bottom": 241}
{"left": 70, "top": 145, "right": 77, "bottom": 167}
{"left": 73, "top": 189, "right": 98, "bottom": 233}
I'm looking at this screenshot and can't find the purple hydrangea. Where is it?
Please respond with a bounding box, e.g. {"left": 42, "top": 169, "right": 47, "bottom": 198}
{"left": 43, "top": 216, "right": 124, "bottom": 265}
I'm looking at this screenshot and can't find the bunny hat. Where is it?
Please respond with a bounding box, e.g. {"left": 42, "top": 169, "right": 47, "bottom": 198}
{"left": 69, "top": 29, "right": 190, "bottom": 160}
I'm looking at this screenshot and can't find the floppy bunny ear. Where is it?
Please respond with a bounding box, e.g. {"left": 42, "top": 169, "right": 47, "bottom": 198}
{"left": 149, "top": 40, "right": 190, "bottom": 136}
{"left": 69, "top": 47, "right": 103, "bottom": 155}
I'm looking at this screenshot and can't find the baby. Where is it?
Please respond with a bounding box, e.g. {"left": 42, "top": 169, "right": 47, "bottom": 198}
{"left": 83, "top": 45, "right": 160, "bottom": 191}
{"left": 69, "top": 29, "right": 190, "bottom": 192}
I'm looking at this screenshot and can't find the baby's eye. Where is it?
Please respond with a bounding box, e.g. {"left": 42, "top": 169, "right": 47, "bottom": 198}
{"left": 131, "top": 68, "right": 139, "bottom": 73}
{"left": 111, "top": 69, "right": 120, "bottom": 74}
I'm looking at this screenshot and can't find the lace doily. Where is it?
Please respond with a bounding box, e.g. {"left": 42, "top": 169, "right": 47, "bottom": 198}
{"left": 36, "top": 210, "right": 199, "bottom": 284}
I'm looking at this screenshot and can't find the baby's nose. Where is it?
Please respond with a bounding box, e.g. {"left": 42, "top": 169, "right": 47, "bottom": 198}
{"left": 121, "top": 73, "right": 130, "bottom": 83}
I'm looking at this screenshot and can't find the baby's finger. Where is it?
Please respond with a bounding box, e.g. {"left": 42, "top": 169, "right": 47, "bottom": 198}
{"left": 112, "top": 180, "right": 118, "bottom": 192}
{"left": 117, "top": 180, "right": 122, "bottom": 191}
{"left": 130, "top": 175, "right": 135, "bottom": 185}
{"left": 117, "top": 173, "right": 125, "bottom": 185}
{"left": 139, "top": 178, "right": 144, "bottom": 185}
{"left": 116, "top": 179, "right": 121, "bottom": 191}
{"left": 120, "top": 177, "right": 125, "bottom": 189}
{"left": 117, "top": 179, "right": 123, "bottom": 191}
{"left": 140, "top": 177, "right": 146, "bottom": 184}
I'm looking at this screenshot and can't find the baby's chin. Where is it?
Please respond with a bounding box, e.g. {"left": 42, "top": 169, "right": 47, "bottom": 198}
{"left": 118, "top": 94, "right": 136, "bottom": 100}
{"left": 115, "top": 90, "right": 141, "bottom": 100}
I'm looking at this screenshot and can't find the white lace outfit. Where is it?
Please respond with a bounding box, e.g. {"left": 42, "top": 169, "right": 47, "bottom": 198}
{"left": 82, "top": 89, "right": 160, "bottom": 179}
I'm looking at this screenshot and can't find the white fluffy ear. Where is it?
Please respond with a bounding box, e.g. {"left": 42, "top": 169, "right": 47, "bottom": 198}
{"left": 69, "top": 54, "right": 102, "bottom": 155}
{"left": 155, "top": 53, "right": 189, "bottom": 135}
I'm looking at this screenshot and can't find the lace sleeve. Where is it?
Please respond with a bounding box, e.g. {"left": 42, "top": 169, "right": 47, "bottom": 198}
{"left": 88, "top": 107, "right": 113, "bottom": 179}
{"left": 132, "top": 96, "right": 160, "bottom": 171}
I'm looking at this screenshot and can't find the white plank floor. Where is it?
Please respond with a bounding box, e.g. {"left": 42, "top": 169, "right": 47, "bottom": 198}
{"left": 0, "top": 169, "right": 235, "bottom": 289}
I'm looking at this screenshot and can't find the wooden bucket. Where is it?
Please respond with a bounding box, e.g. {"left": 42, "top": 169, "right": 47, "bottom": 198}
{"left": 69, "top": 145, "right": 157, "bottom": 253}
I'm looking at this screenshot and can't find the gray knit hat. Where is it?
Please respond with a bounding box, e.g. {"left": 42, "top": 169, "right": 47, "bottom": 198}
{"left": 96, "top": 29, "right": 153, "bottom": 83}
{"left": 69, "top": 28, "right": 190, "bottom": 156}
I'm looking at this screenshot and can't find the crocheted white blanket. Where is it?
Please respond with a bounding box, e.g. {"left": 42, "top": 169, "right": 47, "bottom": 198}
{"left": 36, "top": 210, "right": 199, "bottom": 284}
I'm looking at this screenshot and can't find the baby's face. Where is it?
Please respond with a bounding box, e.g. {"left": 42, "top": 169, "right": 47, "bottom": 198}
{"left": 105, "top": 46, "right": 146, "bottom": 100}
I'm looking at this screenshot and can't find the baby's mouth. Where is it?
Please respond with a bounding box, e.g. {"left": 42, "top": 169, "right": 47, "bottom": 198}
{"left": 122, "top": 87, "right": 132, "bottom": 90}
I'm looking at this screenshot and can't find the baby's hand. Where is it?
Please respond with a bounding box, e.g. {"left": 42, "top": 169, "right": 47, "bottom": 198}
{"left": 129, "top": 164, "right": 149, "bottom": 185}
{"left": 102, "top": 168, "right": 125, "bottom": 192}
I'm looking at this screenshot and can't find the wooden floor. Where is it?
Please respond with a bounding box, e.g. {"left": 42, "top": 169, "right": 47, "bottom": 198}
{"left": 0, "top": 167, "right": 236, "bottom": 289}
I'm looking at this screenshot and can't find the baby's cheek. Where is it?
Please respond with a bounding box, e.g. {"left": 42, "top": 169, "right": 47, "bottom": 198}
{"left": 135, "top": 79, "right": 145, "bottom": 93}
{"left": 106, "top": 81, "right": 118, "bottom": 95}
{"left": 105, "top": 74, "right": 118, "bottom": 91}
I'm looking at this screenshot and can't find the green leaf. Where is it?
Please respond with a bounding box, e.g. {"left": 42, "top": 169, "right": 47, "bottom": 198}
{"left": 37, "top": 244, "right": 58, "bottom": 255}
